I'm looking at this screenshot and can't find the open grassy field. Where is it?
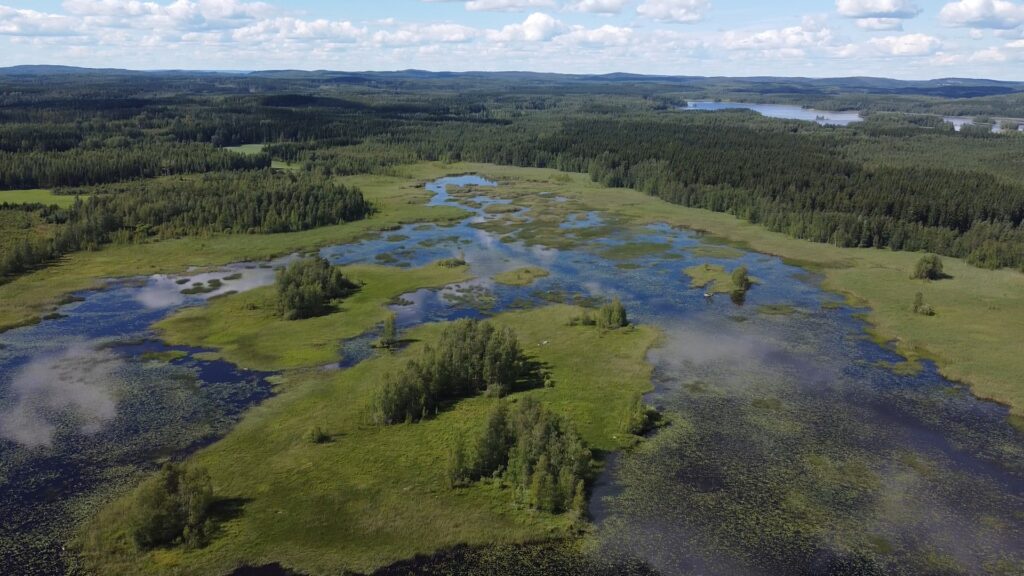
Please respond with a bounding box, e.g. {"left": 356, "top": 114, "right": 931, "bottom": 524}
{"left": 156, "top": 262, "right": 472, "bottom": 372}
{"left": 224, "top": 143, "right": 298, "bottom": 171}
{"left": 0, "top": 188, "right": 79, "bottom": 208}
{"left": 75, "top": 305, "right": 659, "bottom": 575}
{"left": 0, "top": 173, "right": 466, "bottom": 332}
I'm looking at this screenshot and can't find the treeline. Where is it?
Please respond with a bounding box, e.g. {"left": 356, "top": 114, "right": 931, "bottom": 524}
{"left": 1, "top": 172, "right": 371, "bottom": 282}
{"left": 379, "top": 112, "right": 1024, "bottom": 269}
{"left": 373, "top": 319, "right": 530, "bottom": 425}
{"left": 0, "top": 142, "right": 269, "bottom": 188}
{"left": 451, "top": 399, "right": 590, "bottom": 514}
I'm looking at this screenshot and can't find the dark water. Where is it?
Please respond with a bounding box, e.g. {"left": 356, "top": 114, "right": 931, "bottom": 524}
{"left": 1, "top": 175, "right": 1021, "bottom": 575}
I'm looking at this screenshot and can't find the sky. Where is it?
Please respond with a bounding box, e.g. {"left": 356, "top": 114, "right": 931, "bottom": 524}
{"left": 0, "top": 1, "right": 1022, "bottom": 79}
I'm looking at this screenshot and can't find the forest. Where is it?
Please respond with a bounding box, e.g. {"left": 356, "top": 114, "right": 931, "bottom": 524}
{"left": 1, "top": 70, "right": 1020, "bottom": 280}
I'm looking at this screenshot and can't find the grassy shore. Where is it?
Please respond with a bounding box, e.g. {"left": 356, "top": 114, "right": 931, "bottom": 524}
{"left": 76, "top": 305, "right": 659, "bottom": 575}
{"left": 683, "top": 263, "right": 754, "bottom": 294}
{"left": 0, "top": 173, "right": 466, "bottom": 332}
{"left": 155, "top": 263, "right": 472, "bottom": 372}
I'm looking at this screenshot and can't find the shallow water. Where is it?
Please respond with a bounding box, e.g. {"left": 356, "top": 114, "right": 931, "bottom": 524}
{"left": 681, "top": 101, "right": 863, "bottom": 126}
{"left": 1, "top": 175, "right": 1021, "bottom": 575}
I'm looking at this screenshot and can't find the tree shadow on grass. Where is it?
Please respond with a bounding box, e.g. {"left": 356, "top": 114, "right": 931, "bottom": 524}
{"left": 204, "top": 497, "right": 252, "bottom": 543}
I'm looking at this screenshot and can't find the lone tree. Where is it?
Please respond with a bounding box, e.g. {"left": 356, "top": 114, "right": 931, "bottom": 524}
{"left": 731, "top": 266, "right": 751, "bottom": 292}
{"left": 912, "top": 254, "right": 944, "bottom": 280}
{"left": 379, "top": 312, "right": 398, "bottom": 349}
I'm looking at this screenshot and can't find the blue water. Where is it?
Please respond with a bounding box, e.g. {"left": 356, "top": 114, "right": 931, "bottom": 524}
{"left": 1, "top": 175, "right": 1021, "bottom": 574}
{"left": 682, "top": 101, "right": 863, "bottom": 126}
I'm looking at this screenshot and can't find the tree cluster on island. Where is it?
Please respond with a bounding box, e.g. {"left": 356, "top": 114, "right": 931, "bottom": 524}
{"left": 276, "top": 256, "right": 358, "bottom": 320}
{"left": 372, "top": 318, "right": 531, "bottom": 425}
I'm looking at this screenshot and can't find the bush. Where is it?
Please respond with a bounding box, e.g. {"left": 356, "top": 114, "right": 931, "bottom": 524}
{"left": 276, "top": 256, "right": 358, "bottom": 320}
{"left": 911, "top": 254, "right": 944, "bottom": 280}
{"left": 128, "top": 463, "right": 214, "bottom": 550}
{"left": 912, "top": 292, "right": 936, "bottom": 316}
{"left": 304, "top": 426, "right": 330, "bottom": 444}
{"left": 597, "top": 298, "right": 628, "bottom": 330}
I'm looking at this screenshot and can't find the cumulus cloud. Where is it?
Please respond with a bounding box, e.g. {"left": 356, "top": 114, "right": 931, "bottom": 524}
{"left": 556, "top": 24, "right": 633, "bottom": 45}
{"left": 374, "top": 22, "right": 478, "bottom": 46}
{"left": 0, "top": 5, "right": 82, "bottom": 36}
{"left": 487, "top": 12, "right": 563, "bottom": 41}
{"left": 0, "top": 344, "right": 123, "bottom": 448}
{"left": 868, "top": 32, "right": 941, "bottom": 55}
{"left": 720, "top": 17, "right": 835, "bottom": 55}
{"left": 856, "top": 17, "right": 905, "bottom": 30}
{"left": 567, "top": 0, "right": 631, "bottom": 13}
{"left": 939, "top": 0, "right": 1024, "bottom": 29}
{"left": 636, "top": 0, "right": 710, "bottom": 23}
{"left": 836, "top": 0, "right": 921, "bottom": 18}
{"left": 464, "top": 0, "right": 557, "bottom": 11}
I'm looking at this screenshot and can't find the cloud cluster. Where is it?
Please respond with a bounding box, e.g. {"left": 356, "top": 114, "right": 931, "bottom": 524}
{"left": 0, "top": 0, "right": 1019, "bottom": 77}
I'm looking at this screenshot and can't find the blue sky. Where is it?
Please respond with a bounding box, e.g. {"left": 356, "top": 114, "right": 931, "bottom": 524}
{"left": 1, "top": 1, "right": 1022, "bottom": 79}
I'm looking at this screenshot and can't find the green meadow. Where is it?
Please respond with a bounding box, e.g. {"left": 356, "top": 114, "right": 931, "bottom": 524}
{"left": 76, "top": 305, "right": 659, "bottom": 575}
{"left": 156, "top": 263, "right": 472, "bottom": 372}
{"left": 0, "top": 188, "right": 79, "bottom": 208}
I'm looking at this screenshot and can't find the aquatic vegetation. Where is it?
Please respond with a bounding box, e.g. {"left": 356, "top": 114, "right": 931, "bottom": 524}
{"left": 600, "top": 242, "right": 673, "bottom": 260}
{"left": 493, "top": 266, "right": 550, "bottom": 286}
{"left": 756, "top": 304, "right": 797, "bottom": 316}
{"left": 684, "top": 263, "right": 758, "bottom": 295}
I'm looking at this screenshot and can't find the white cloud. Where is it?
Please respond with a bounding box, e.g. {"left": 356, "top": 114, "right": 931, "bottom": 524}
{"left": 0, "top": 6, "right": 81, "bottom": 36}
{"left": 939, "top": 0, "right": 1024, "bottom": 29}
{"left": 487, "top": 12, "right": 563, "bottom": 41}
{"left": 970, "top": 46, "right": 1008, "bottom": 59}
{"left": 567, "top": 0, "right": 631, "bottom": 13}
{"left": 557, "top": 24, "right": 633, "bottom": 45}
{"left": 636, "top": 0, "right": 710, "bottom": 23}
{"left": 232, "top": 17, "right": 364, "bottom": 43}
{"left": 868, "top": 32, "right": 941, "bottom": 55}
{"left": 464, "top": 0, "right": 557, "bottom": 11}
{"left": 374, "top": 23, "right": 478, "bottom": 46}
{"left": 856, "top": 17, "right": 904, "bottom": 30}
{"left": 836, "top": 0, "right": 921, "bottom": 18}
{"left": 1008, "top": 37, "right": 1024, "bottom": 45}
{"left": 720, "top": 18, "right": 835, "bottom": 54}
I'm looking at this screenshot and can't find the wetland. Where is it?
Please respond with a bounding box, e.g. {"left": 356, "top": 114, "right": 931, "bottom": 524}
{"left": 3, "top": 171, "right": 1022, "bottom": 575}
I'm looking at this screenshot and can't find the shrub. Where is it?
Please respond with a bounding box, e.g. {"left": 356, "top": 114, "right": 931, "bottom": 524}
{"left": 913, "top": 292, "right": 936, "bottom": 316}
{"left": 597, "top": 298, "right": 628, "bottom": 330}
{"left": 911, "top": 254, "right": 944, "bottom": 280}
{"left": 128, "top": 463, "right": 214, "bottom": 550}
{"left": 378, "top": 312, "right": 398, "bottom": 349}
{"left": 304, "top": 426, "right": 330, "bottom": 444}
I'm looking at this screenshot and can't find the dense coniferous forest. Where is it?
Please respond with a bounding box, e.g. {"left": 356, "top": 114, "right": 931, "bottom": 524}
{"left": 1, "top": 68, "right": 1023, "bottom": 284}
